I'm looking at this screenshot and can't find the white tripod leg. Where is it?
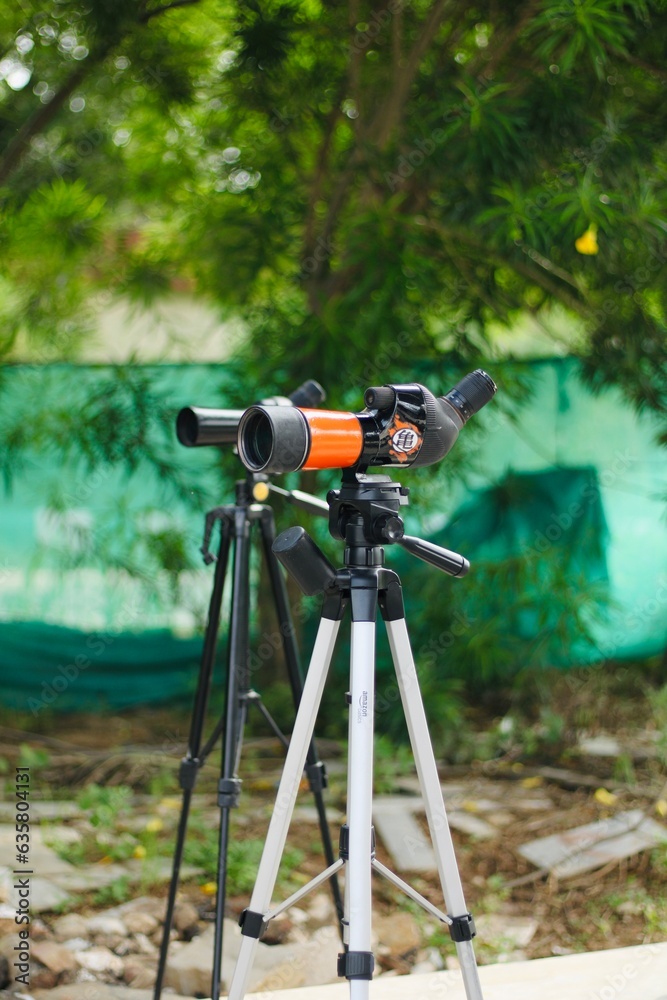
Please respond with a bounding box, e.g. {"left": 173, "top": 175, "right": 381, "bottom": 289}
{"left": 226, "top": 616, "right": 341, "bottom": 1000}
{"left": 346, "top": 620, "right": 376, "bottom": 1000}
{"left": 385, "top": 617, "right": 484, "bottom": 1000}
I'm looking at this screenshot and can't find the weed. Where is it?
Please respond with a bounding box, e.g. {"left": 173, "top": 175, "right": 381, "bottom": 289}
{"left": 77, "top": 783, "right": 133, "bottom": 827}
{"left": 93, "top": 876, "right": 131, "bottom": 906}
{"left": 184, "top": 825, "right": 304, "bottom": 896}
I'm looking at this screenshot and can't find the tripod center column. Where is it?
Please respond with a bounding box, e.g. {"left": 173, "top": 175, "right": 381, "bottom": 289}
{"left": 346, "top": 576, "right": 378, "bottom": 995}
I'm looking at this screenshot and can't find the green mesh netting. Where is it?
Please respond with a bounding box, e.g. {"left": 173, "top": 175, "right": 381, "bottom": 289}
{"left": 0, "top": 358, "right": 665, "bottom": 713}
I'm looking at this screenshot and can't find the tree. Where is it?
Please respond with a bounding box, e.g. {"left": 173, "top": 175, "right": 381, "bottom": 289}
{"left": 1, "top": 0, "right": 665, "bottom": 428}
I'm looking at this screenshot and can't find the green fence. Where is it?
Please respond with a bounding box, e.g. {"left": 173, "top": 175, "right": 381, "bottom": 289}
{"left": 0, "top": 359, "right": 665, "bottom": 714}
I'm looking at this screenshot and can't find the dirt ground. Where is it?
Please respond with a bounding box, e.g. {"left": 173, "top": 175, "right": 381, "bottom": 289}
{"left": 2, "top": 690, "right": 667, "bottom": 977}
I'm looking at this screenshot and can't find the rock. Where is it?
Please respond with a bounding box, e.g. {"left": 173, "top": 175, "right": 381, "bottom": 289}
{"left": 306, "top": 892, "right": 336, "bottom": 928}
{"left": 123, "top": 956, "right": 157, "bottom": 989}
{"left": 74, "top": 946, "right": 124, "bottom": 977}
{"left": 172, "top": 900, "right": 199, "bottom": 936}
{"left": 412, "top": 946, "right": 445, "bottom": 974}
{"left": 123, "top": 910, "right": 158, "bottom": 936}
{"left": 475, "top": 913, "right": 538, "bottom": 949}
{"left": 31, "top": 941, "right": 78, "bottom": 976}
{"left": 0, "top": 870, "right": 71, "bottom": 914}
{"left": 61, "top": 937, "right": 90, "bottom": 952}
{"left": 165, "top": 919, "right": 307, "bottom": 996}
{"left": 133, "top": 932, "right": 157, "bottom": 956}
{"left": 116, "top": 895, "right": 167, "bottom": 921}
{"left": 93, "top": 934, "right": 126, "bottom": 953}
{"left": 254, "top": 923, "right": 342, "bottom": 992}
{"left": 30, "top": 961, "right": 58, "bottom": 989}
{"left": 87, "top": 914, "right": 128, "bottom": 937}
{"left": 373, "top": 912, "right": 422, "bottom": 956}
{"left": 52, "top": 913, "right": 88, "bottom": 940}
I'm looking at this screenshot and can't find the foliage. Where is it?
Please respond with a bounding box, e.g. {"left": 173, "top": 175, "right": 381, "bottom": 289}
{"left": 1, "top": 1, "right": 665, "bottom": 702}
{"left": 0, "top": 0, "right": 665, "bottom": 418}
{"left": 183, "top": 824, "right": 304, "bottom": 894}
{"left": 76, "top": 781, "right": 134, "bottom": 826}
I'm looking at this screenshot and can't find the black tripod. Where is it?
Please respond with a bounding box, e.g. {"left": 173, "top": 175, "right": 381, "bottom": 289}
{"left": 153, "top": 475, "right": 343, "bottom": 1000}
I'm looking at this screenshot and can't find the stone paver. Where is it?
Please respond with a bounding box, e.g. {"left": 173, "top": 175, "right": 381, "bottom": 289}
{"left": 518, "top": 809, "right": 667, "bottom": 877}
{"left": 372, "top": 797, "right": 436, "bottom": 872}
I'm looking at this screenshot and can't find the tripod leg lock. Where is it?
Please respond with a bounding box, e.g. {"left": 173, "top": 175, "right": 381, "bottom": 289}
{"left": 337, "top": 951, "right": 375, "bottom": 980}
{"left": 304, "top": 761, "right": 328, "bottom": 793}
{"left": 218, "top": 777, "right": 242, "bottom": 808}
{"left": 238, "top": 908, "right": 267, "bottom": 939}
{"left": 448, "top": 912, "right": 477, "bottom": 942}
{"left": 178, "top": 757, "right": 200, "bottom": 791}
{"left": 338, "top": 824, "right": 376, "bottom": 861}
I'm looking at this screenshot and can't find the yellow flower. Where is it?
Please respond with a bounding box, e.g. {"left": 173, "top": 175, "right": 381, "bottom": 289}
{"left": 594, "top": 787, "right": 617, "bottom": 806}
{"left": 145, "top": 817, "right": 163, "bottom": 833}
{"left": 159, "top": 797, "right": 181, "bottom": 810}
{"left": 133, "top": 844, "right": 147, "bottom": 859}
{"left": 575, "top": 225, "right": 599, "bottom": 255}
{"left": 201, "top": 881, "right": 218, "bottom": 896}
{"left": 520, "top": 776, "right": 542, "bottom": 789}
{"left": 656, "top": 799, "right": 667, "bottom": 818}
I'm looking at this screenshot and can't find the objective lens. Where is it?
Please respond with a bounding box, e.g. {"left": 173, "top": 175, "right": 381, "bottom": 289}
{"left": 240, "top": 410, "right": 274, "bottom": 470}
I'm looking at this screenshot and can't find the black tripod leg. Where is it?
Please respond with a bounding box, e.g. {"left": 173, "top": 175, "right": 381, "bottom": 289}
{"left": 211, "top": 508, "right": 251, "bottom": 1000}
{"left": 258, "top": 509, "right": 345, "bottom": 938}
{"left": 154, "top": 515, "right": 232, "bottom": 1000}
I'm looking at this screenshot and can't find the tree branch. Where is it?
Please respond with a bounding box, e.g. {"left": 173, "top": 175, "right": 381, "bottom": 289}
{"left": 471, "top": 1, "right": 538, "bottom": 82}
{"left": 0, "top": 0, "right": 202, "bottom": 186}
{"left": 139, "top": 0, "right": 202, "bottom": 25}
{"left": 426, "top": 221, "right": 592, "bottom": 318}
{"left": 369, "top": 0, "right": 453, "bottom": 148}
{"left": 617, "top": 51, "right": 667, "bottom": 82}
{"left": 0, "top": 57, "right": 98, "bottom": 187}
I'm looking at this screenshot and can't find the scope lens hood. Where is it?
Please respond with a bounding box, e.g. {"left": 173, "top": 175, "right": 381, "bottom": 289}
{"left": 238, "top": 405, "right": 309, "bottom": 474}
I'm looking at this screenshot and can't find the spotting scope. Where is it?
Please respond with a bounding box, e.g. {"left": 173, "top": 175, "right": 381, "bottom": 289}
{"left": 176, "top": 379, "right": 325, "bottom": 448}
{"left": 237, "top": 370, "right": 496, "bottom": 475}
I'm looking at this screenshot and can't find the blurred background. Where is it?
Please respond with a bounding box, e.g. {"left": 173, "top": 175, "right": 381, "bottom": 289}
{"left": 1, "top": 0, "right": 667, "bottom": 983}
{"left": 1, "top": 0, "right": 665, "bottom": 732}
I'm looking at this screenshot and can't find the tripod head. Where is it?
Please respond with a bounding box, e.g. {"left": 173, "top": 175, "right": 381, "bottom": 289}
{"left": 273, "top": 469, "right": 470, "bottom": 598}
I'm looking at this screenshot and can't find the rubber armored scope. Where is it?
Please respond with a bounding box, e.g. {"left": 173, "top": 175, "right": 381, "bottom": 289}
{"left": 237, "top": 370, "right": 496, "bottom": 475}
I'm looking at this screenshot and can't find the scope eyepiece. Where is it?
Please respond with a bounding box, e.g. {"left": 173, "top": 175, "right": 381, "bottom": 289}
{"left": 442, "top": 369, "right": 497, "bottom": 425}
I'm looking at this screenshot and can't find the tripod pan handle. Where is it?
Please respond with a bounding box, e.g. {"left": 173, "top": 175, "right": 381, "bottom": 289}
{"left": 398, "top": 535, "right": 470, "bottom": 577}
{"left": 273, "top": 526, "right": 337, "bottom": 596}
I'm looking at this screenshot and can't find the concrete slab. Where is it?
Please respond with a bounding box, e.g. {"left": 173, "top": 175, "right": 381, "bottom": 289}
{"left": 235, "top": 941, "right": 667, "bottom": 999}
{"left": 0, "top": 826, "right": 78, "bottom": 876}
{"left": 518, "top": 809, "right": 667, "bottom": 877}
{"left": 372, "top": 798, "right": 436, "bottom": 872}
{"left": 0, "top": 801, "right": 81, "bottom": 822}
{"left": 447, "top": 811, "right": 497, "bottom": 839}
